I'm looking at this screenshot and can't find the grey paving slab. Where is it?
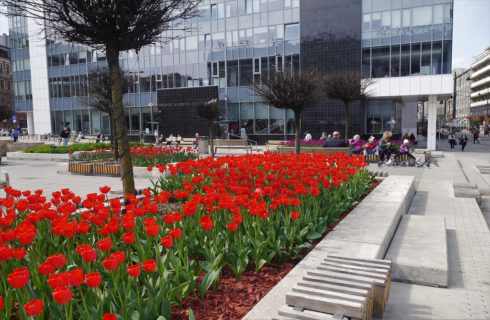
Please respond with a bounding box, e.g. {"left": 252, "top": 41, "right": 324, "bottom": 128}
{"left": 385, "top": 215, "right": 448, "bottom": 287}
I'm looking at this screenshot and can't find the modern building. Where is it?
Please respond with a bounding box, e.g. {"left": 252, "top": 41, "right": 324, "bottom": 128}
{"left": 0, "top": 33, "right": 17, "bottom": 130}
{"left": 9, "top": 0, "right": 454, "bottom": 149}
{"left": 454, "top": 67, "right": 471, "bottom": 128}
{"left": 470, "top": 47, "right": 490, "bottom": 120}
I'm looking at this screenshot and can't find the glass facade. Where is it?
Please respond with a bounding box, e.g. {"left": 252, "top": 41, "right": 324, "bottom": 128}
{"left": 8, "top": 10, "right": 32, "bottom": 113}
{"left": 362, "top": 0, "right": 453, "bottom": 78}
{"left": 43, "top": 0, "right": 300, "bottom": 136}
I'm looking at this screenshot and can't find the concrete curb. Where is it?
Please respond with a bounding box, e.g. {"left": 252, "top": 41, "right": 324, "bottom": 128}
{"left": 7, "top": 151, "right": 72, "bottom": 162}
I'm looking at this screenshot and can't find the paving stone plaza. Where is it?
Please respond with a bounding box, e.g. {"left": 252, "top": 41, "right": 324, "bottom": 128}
{"left": 1, "top": 137, "right": 489, "bottom": 320}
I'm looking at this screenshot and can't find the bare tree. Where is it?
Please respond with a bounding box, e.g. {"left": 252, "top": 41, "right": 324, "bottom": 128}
{"left": 87, "top": 67, "right": 131, "bottom": 160}
{"left": 253, "top": 69, "right": 323, "bottom": 154}
{"left": 1, "top": 0, "right": 199, "bottom": 196}
{"left": 323, "top": 71, "right": 374, "bottom": 139}
{"left": 195, "top": 99, "right": 223, "bottom": 158}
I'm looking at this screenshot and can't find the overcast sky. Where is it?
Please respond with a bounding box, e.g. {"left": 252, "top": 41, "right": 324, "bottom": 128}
{"left": 0, "top": 0, "right": 489, "bottom": 69}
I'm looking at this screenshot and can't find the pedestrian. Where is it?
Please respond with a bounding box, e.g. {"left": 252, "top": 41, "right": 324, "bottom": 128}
{"left": 11, "top": 129, "right": 18, "bottom": 142}
{"left": 409, "top": 133, "right": 417, "bottom": 145}
{"left": 75, "top": 132, "right": 83, "bottom": 143}
{"left": 60, "top": 127, "right": 69, "bottom": 146}
{"left": 473, "top": 131, "right": 480, "bottom": 144}
{"left": 154, "top": 129, "right": 159, "bottom": 143}
{"left": 459, "top": 134, "right": 468, "bottom": 152}
{"left": 448, "top": 132, "right": 456, "bottom": 150}
{"left": 139, "top": 131, "right": 145, "bottom": 144}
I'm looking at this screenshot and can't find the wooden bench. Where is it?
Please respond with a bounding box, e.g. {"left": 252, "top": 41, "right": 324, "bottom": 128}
{"left": 213, "top": 139, "right": 252, "bottom": 154}
{"left": 276, "top": 147, "right": 350, "bottom": 155}
{"left": 364, "top": 154, "right": 409, "bottom": 163}
{"left": 283, "top": 256, "right": 392, "bottom": 320}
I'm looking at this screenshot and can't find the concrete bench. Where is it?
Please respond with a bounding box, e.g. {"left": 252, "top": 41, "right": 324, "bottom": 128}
{"left": 213, "top": 139, "right": 252, "bottom": 154}
{"left": 385, "top": 215, "right": 448, "bottom": 287}
{"left": 284, "top": 256, "right": 392, "bottom": 320}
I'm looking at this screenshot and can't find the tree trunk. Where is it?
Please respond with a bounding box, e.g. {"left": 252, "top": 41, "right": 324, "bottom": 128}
{"left": 209, "top": 124, "right": 215, "bottom": 157}
{"left": 344, "top": 101, "right": 350, "bottom": 140}
{"left": 294, "top": 110, "right": 301, "bottom": 154}
{"left": 106, "top": 47, "right": 135, "bottom": 196}
{"left": 109, "top": 114, "right": 119, "bottom": 160}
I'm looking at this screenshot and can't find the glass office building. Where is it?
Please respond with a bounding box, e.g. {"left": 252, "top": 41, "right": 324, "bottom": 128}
{"left": 10, "top": 0, "right": 454, "bottom": 144}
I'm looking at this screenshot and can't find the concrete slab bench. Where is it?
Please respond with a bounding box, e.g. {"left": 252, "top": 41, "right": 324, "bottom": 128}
{"left": 284, "top": 256, "right": 392, "bottom": 320}
{"left": 385, "top": 215, "right": 448, "bottom": 287}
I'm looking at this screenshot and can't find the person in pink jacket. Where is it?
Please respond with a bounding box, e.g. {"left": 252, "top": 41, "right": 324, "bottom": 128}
{"left": 348, "top": 134, "right": 362, "bottom": 155}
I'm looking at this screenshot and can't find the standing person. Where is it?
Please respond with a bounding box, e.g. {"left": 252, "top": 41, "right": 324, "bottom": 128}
{"left": 409, "top": 133, "right": 417, "bottom": 145}
{"left": 473, "top": 130, "right": 480, "bottom": 144}
{"left": 348, "top": 134, "right": 362, "bottom": 155}
{"left": 448, "top": 132, "right": 456, "bottom": 150}
{"left": 154, "top": 129, "right": 159, "bottom": 144}
{"left": 194, "top": 133, "right": 200, "bottom": 148}
{"left": 459, "top": 134, "right": 468, "bottom": 152}
{"left": 11, "top": 129, "right": 18, "bottom": 142}
{"left": 60, "top": 127, "right": 69, "bottom": 146}
{"left": 76, "top": 132, "right": 83, "bottom": 143}
{"left": 378, "top": 131, "right": 393, "bottom": 165}
{"left": 139, "top": 131, "right": 145, "bottom": 144}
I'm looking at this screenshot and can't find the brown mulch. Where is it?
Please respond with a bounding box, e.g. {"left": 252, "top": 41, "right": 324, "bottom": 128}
{"left": 172, "top": 180, "right": 380, "bottom": 320}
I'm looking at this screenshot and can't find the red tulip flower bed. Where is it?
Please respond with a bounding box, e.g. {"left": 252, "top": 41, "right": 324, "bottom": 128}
{"left": 0, "top": 152, "right": 371, "bottom": 319}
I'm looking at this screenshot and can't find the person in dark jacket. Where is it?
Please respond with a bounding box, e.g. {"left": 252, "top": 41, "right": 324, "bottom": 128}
{"left": 459, "top": 134, "right": 468, "bottom": 152}
{"left": 323, "top": 131, "right": 347, "bottom": 148}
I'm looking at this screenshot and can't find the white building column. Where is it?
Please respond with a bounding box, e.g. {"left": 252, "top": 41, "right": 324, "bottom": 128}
{"left": 27, "top": 16, "right": 52, "bottom": 135}
{"left": 427, "top": 95, "right": 438, "bottom": 151}
{"left": 26, "top": 112, "right": 34, "bottom": 137}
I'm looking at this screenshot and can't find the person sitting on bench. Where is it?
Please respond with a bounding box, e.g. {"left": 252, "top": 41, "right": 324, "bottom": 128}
{"left": 396, "top": 139, "right": 415, "bottom": 160}
{"left": 362, "top": 136, "right": 377, "bottom": 155}
{"left": 348, "top": 134, "right": 362, "bottom": 155}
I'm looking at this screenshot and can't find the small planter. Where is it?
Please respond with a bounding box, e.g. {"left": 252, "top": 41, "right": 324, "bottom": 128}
{"left": 68, "top": 161, "right": 94, "bottom": 174}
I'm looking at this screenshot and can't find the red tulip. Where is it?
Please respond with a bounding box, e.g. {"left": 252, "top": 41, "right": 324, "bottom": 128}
{"left": 66, "top": 268, "right": 84, "bottom": 287}
{"left": 142, "top": 259, "right": 157, "bottom": 272}
{"left": 12, "top": 247, "right": 27, "bottom": 259}
{"left": 111, "top": 251, "right": 126, "bottom": 264}
{"left": 102, "top": 257, "right": 119, "bottom": 271}
{"left": 122, "top": 232, "right": 135, "bottom": 245}
{"left": 227, "top": 222, "right": 239, "bottom": 232}
{"left": 52, "top": 286, "right": 73, "bottom": 304}
{"left": 290, "top": 211, "right": 300, "bottom": 219}
{"left": 0, "top": 245, "right": 13, "bottom": 261}
{"left": 99, "top": 186, "right": 111, "bottom": 194}
{"left": 0, "top": 296, "right": 3, "bottom": 310}
{"left": 46, "top": 254, "right": 67, "bottom": 268}
{"left": 145, "top": 224, "right": 160, "bottom": 237}
{"left": 7, "top": 267, "right": 30, "bottom": 288}
{"left": 161, "top": 236, "right": 173, "bottom": 248}
{"left": 24, "top": 299, "right": 43, "bottom": 317}
{"left": 169, "top": 228, "right": 182, "bottom": 239}
{"left": 127, "top": 264, "right": 141, "bottom": 278}
{"left": 84, "top": 272, "right": 102, "bottom": 288}
{"left": 38, "top": 262, "right": 55, "bottom": 276}
{"left": 200, "top": 215, "right": 214, "bottom": 231}
{"left": 96, "top": 237, "right": 112, "bottom": 252}
{"left": 47, "top": 273, "right": 67, "bottom": 289}
{"left": 103, "top": 313, "right": 117, "bottom": 320}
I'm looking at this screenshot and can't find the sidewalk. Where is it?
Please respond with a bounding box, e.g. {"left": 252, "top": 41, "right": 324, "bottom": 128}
{"left": 369, "top": 149, "right": 490, "bottom": 319}
{"left": 0, "top": 159, "right": 153, "bottom": 196}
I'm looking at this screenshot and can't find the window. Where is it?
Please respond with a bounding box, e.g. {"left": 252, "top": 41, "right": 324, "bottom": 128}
{"left": 392, "top": 10, "right": 401, "bottom": 28}
{"left": 400, "top": 44, "right": 410, "bottom": 76}
{"left": 410, "top": 43, "right": 421, "bottom": 75}
{"left": 239, "top": 59, "right": 253, "bottom": 86}
{"left": 371, "top": 12, "right": 381, "bottom": 30}
{"left": 245, "top": 0, "right": 252, "bottom": 14}
{"left": 284, "top": 23, "right": 299, "bottom": 40}
{"left": 363, "top": 14, "right": 371, "bottom": 31}
{"left": 391, "top": 45, "right": 400, "bottom": 77}
{"left": 362, "top": 48, "right": 371, "bottom": 78}
{"left": 204, "top": 34, "right": 211, "bottom": 49}
{"left": 78, "top": 51, "right": 87, "bottom": 64}
{"left": 211, "top": 4, "right": 218, "bottom": 19}
{"left": 412, "top": 6, "right": 432, "bottom": 26}
{"left": 420, "top": 42, "right": 431, "bottom": 75}
{"left": 227, "top": 61, "right": 238, "bottom": 87}
{"left": 371, "top": 46, "right": 390, "bottom": 78}
{"left": 402, "top": 9, "right": 410, "bottom": 27}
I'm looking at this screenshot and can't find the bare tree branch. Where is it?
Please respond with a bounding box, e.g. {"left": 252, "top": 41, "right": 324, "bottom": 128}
{"left": 253, "top": 69, "right": 323, "bottom": 154}
{"left": 195, "top": 99, "right": 223, "bottom": 158}
{"left": 323, "top": 71, "right": 374, "bottom": 138}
